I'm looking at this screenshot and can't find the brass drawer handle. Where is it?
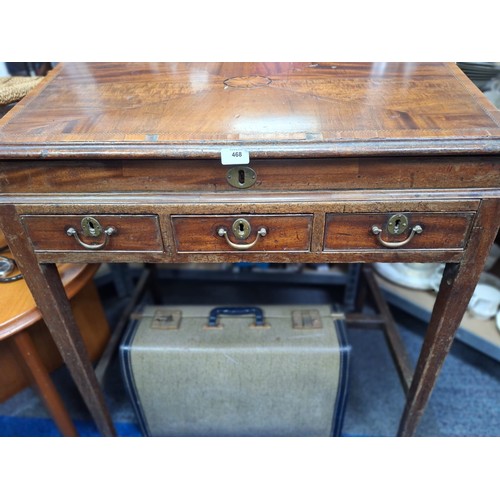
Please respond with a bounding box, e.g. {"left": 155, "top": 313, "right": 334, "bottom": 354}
{"left": 371, "top": 224, "right": 423, "bottom": 248}
{"left": 66, "top": 226, "right": 116, "bottom": 250}
{"left": 217, "top": 227, "right": 267, "bottom": 250}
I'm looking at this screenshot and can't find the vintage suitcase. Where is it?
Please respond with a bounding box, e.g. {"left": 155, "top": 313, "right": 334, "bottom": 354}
{"left": 120, "top": 304, "right": 350, "bottom": 437}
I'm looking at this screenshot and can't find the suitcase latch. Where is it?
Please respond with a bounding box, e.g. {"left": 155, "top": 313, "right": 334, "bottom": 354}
{"left": 292, "top": 309, "right": 323, "bottom": 329}
{"left": 151, "top": 309, "right": 182, "bottom": 330}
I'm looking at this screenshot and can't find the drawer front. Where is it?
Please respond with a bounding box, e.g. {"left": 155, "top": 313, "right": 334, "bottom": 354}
{"left": 22, "top": 215, "right": 163, "bottom": 252}
{"left": 324, "top": 212, "right": 475, "bottom": 251}
{"left": 172, "top": 215, "right": 312, "bottom": 253}
{"left": 4, "top": 157, "right": 498, "bottom": 193}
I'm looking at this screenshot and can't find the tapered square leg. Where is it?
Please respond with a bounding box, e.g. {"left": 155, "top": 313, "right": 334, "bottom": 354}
{"left": 398, "top": 199, "right": 500, "bottom": 436}
{"left": 0, "top": 206, "right": 116, "bottom": 436}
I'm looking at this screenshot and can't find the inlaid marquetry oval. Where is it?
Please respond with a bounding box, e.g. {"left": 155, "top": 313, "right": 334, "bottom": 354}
{"left": 223, "top": 75, "right": 272, "bottom": 88}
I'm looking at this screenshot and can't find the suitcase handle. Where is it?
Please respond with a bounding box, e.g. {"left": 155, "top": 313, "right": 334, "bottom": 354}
{"left": 208, "top": 307, "right": 265, "bottom": 327}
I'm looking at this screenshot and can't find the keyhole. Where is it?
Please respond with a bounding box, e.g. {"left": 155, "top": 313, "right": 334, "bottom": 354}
{"left": 238, "top": 169, "right": 245, "bottom": 185}
{"left": 232, "top": 218, "right": 251, "bottom": 240}
{"left": 81, "top": 217, "right": 103, "bottom": 238}
{"left": 387, "top": 214, "right": 408, "bottom": 235}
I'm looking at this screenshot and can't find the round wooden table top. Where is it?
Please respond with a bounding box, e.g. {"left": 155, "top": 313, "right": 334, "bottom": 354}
{"left": 0, "top": 231, "right": 100, "bottom": 340}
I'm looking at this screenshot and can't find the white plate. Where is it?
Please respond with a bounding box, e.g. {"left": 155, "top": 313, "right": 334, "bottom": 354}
{"left": 373, "top": 263, "right": 440, "bottom": 290}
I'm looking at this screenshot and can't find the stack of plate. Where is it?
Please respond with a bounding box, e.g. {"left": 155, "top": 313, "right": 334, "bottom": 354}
{"left": 457, "top": 62, "right": 500, "bottom": 90}
{"left": 373, "top": 263, "right": 443, "bottom": 290}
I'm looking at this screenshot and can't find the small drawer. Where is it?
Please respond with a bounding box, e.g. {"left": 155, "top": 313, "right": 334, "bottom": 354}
{"left": 324, "top": 212, "right": 475, "bottom": 251}
{"left": 22, "top": 215, "right": 163, "bottom": 252}
{"left": 172, "top": 215, "right": 313, "bottom": 253}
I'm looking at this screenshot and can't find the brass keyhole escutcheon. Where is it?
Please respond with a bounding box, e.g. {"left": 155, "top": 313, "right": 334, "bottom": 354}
{"left": 81, "top": 216, "right": 103, "bottom": 238}
{"left": 226, "top": 166, "right": 257, "bottom": 189}
{"left": 232, "top": 218, "right": 252, "bottom": 240}
{"left": 387, "top": 213, "right": 409, "bottom": 235}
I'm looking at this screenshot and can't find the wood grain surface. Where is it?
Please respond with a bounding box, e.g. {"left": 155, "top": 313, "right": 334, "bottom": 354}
{"left": 0, "top": 62, "right": 499, "bottom": 158}
{"left": 0, "top": 276, "right": 110, "bottom": 401}
{"left": 324, "top": 211, "right": 475, "bottom": 251}
{"left": 0, "top": 249, "right": 101, "bottom": 339}
{"left": 172, "top": 214, "right": 312, "bottom": 253}
{"left": 21, "top": 214, "right": 163, "bottom": 252}
{"left": 1, "top": 156, "right": 499, "bottom": 193}
{"left": 0, "top": 62, "right": 498, "bottom": 437}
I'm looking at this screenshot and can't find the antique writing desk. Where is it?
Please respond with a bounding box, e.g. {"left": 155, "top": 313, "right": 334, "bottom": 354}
{"left": 0, "top": 62, "right": 499, "bottom": 437}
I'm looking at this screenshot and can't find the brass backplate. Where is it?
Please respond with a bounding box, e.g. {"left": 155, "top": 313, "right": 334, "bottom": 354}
{"left": 387, "top": 213, "right": 409, "bottom": 235}
{"left": 226, "top": 166, "right": 257, "bottom": 189}
{"left": 232, "top": 218, "right": 252, "bottom": 240}
{"left": 80, "top": 216, "right": 103, "bottom": 238}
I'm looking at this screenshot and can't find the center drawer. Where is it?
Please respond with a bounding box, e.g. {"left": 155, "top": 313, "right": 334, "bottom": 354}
{"left": 172, "top": 215, "right": 313, "bottom": 253}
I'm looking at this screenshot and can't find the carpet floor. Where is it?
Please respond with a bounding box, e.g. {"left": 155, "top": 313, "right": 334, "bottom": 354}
{"left": 1, "top": 267, "right": 500, "bottom": 437}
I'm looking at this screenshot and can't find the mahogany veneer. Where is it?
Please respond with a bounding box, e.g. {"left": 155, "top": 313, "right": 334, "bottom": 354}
{"left": 0, "top": 62, "right": 499, "bottom": 437}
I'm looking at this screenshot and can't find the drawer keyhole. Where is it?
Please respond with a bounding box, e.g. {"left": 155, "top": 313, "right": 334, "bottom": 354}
{"left": 387, "top": 213, "right": 409, "bottom": 235}
{"left": 88, "top": 219, "right": 97, "bottom": 236}
{"left": 81, "top": 216, "right": 103, "bottom": 238}
{"left": 231, "top": 218, "right": 252, "bottom": 240}
{"left": 238, "top": 169, "right": 245, "bottom": 185}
